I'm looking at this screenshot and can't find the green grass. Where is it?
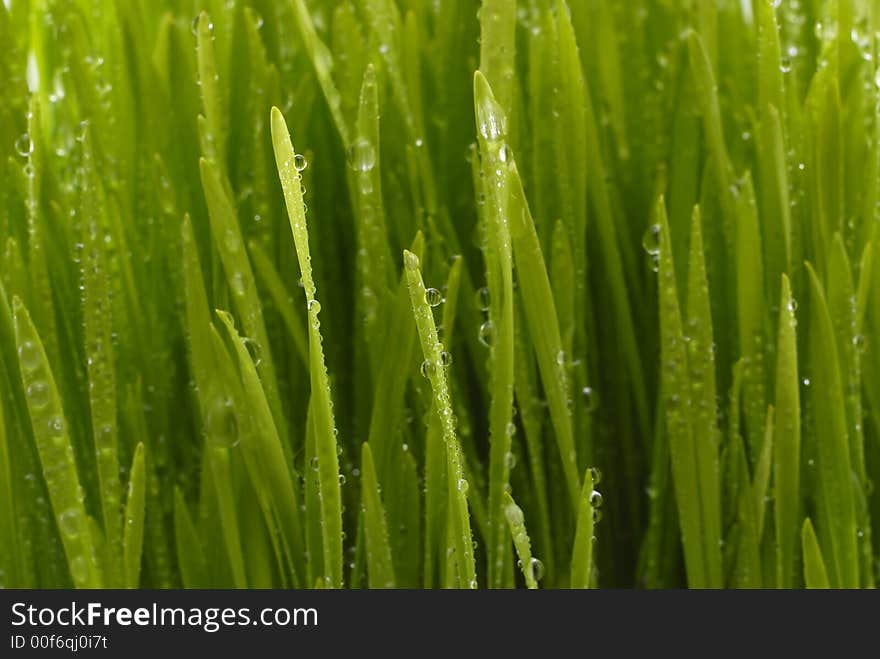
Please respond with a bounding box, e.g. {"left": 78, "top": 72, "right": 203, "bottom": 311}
{"left": 0, "top": 0, "right": 878, "bottom": 589}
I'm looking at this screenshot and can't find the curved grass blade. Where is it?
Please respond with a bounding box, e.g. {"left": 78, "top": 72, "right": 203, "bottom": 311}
{"left": 271, "top": 107, "right": 342, "bottom": 588}
{"left": 121, "top": 442, "right": 145, "bottom": 588}
{"left": 360, "top": 443, "right": 395, "bottom": 589}
{"left": 403, "top": 248, "right": 476, "bottom": 588}
{"left": 503, "top": 493, "right": 537, "bottom": 589}
{"left": 13, "top": 298, "right": 101, "bottom": 588}
{"left": 570, "top": 467, "right": 595, "bottom": 589}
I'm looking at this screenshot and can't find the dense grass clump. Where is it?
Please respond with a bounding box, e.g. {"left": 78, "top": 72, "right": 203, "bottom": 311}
{"left": 0, "top": 0, "right": 878, "bottom": 589}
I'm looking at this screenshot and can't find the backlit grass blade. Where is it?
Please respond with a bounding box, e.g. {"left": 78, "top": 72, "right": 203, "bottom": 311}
{"left": 366, "top": 232, "right": 423, "bottom": 485}
{"left": 271, "top": 107, "right": 343, "bottom": 588}
{"left": 13, "top": 298, "right": 101, "bottom": 588}
{"left": 802, "top": 518, "right": 831, "bottom": 589}
{"left": 570, "top": 467, "right": 595, "bottom": 589}
{"left": 805, "top": 263, "right": 858, "bottom": 588}
{"left": 80, "top": 132, "right": 122, "bottom": 587}
{"left": 774, "top": 274, "right": 801, "bottom": 588}
{"left": 507, "top": 157, "right": 580, "bottom": 511}
{"left": 684, "top": 205, "right": 722, "bottom": 587}
{"left": 403, "top": 248, "right": 476, "bottom": 588}
{"left": 503, "top": 492, "right": 538, "bottom": 589}
{"left": 655, "top": 198, "right": 707, "bottom": 588}
{"left": 474, "top": 71, "right": 516, "bottom": 587}
{"left": 216, "top": 310, "right": 306, "bottom": 586}
{"left": 360, "top": 443, "right": 395, "bottom": 589}
{"left": 734, "top": 173, "right": 767, "bottom": 461}
{"left": 121, "top": 442, "right": 145, "bottom": 588}
{"left": 199, "top": 156, "right": 289, "bottom": 449}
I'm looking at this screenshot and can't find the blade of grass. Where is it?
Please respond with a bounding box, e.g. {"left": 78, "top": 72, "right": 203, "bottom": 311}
{"left": 360, "top": 443, "right": 395, "bottom": 588}
{"left": 403, "top": 248, "right": 476, "bottom": 588}
{"left": 271, "top": 107, "right": 343, "bottom": 588}
{"left": 13, "top": 297, "right": 101, "bottom": 588}
{"left": 503, "top": 492, "right": 537, "bottom": 589}
{"left": 802, "top": 518, "right": 831, "bottom": 589}
{"left": 570, "top": 467, "right": 596, "bottom": 589}
{"left": 121, "top": 442, "right": 145, "bottom": 588}
{"left": 774, "top": 274, "right": 801, "bottom": 587}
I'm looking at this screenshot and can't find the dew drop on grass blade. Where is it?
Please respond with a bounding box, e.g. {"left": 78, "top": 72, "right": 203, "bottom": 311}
{"left": 503, "top": 492, "right": 538, "bottom": 590}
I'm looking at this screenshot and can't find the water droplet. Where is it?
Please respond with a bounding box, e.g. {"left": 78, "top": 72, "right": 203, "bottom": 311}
{"left": 243, "top": 337, "right": 263, "bottom": 367}
{"left": 504, "top": 450, "right": 516, "bottom": 469}
{"left": 786, "top": 298, "right": 798, "bottom": 314}
{"left": 853, "top": 334, "right": 867, "bottom": 352}
{"left": 498, "top": 143, "right": 511, "bottom": 163}
{"left": 420, "top": 359, "right": 436, "bottom": 379}
{"left": 530, "top": 557, "right": 544, "bottom": 581}
{"left": 230, "top": 272, "right": 245, "bottom": 296}
{"left": 47, "top": 415, "right": 64, "bottom": 434}
{"left": 338, "top": 474, "right": 346, "bottom": 485}
{"left": 478, "top": 108, "right": 505, "bottom": 142}
{"left": 476, "top": 286, "right": 491, "bottom": 311}
{"left": 592, "top": 508, "right": 603, "bottom": 523}
{"left": 802, "top": 378, "right": 811, "bottom": 387}
{"left": 58, "top": 509, "right": 81, "bottom": 538}
{"left": 205, "top": 397, "right": 238, "bottom": 448}
{"left": 589, "top": 490, "right": 603, "bottom": 508}
{"left": 425, "top": 287, "right": 444, "bottom": 307}
{"left": 347, "top": 138, "right": 376, "bottom": 172}
{"left": 69, "top": 556, "right": 88, "bottom": 583}
{"left": 642, "top": 224, "right": 661, "bottom": 255}
{"left": 439, "top": 351, "right": 453, "bottom": 367}
{"left": 17, "top": 340, "right": 40, "bottom": 371}
{"left": 308, "top": 299, "right": 321, "bottom": 314}
{"left": 780, "top": 56, "right": 792, "bottom": 73}
{"left": 582, "top": 386, "right": 598, "bottom": 412}
{"left": 294, "top": 154, "right": 308, "bottom": 171}
{"left": 310, "top": 456, "right": 319, "bottom": 471}
{"left": 15, "top": 133, "right": 33, "bottom": 157}
{"left": 404, "top": 251, "right": 420, "bottom": 271}
{"left": 478, "top": 321, "right": 495, "bottom": 347}
{"left": 589, "top": 466, "right": 602, "bottom": 486}
{"left": 457, "top": 478, "right": 469, "bottom": 494}
{"left": 504, "top": 501, "right": 524, "bottom": 526}
{"left": 26, "top": 381, "right": 50, "bottom": 409}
